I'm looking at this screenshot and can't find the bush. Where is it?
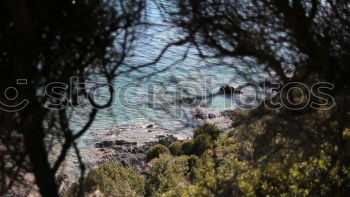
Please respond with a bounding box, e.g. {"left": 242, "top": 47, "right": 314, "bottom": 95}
{"left": 194, "top": 123, "right": 221, "bottom": 140}
{"left": 65, "top": 163, "right": 144, "bottom": 197}
{"left": 228, "top": 109, "right": 249, "bottom": 125}
{"left": 188, "top": 155, "right": 201, "bottom": 169}
{"left": 187, "top": 155, "right": 202, "bottom": 181}
{"left": 169, "top": 141, "right": 183, "bottom": 156}
{"left": 145, "top": 154, "right": 190, "bottom": 196}
{"left": 146, "top": 144, "right": 170, "bottom": 162}
{"left": 193, "top": 134, "right": 213, "bottom": 155}
{"left": 180, "top": 155, "right": 260, "bottom": 197}
{"left": 181, "top": 139, "right": 194, "bottom": 155}
{"left": 227, "top": 129, "right": 236, "bottom": 138}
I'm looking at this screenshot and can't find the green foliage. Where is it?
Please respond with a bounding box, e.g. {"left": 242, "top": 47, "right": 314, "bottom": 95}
{"left": 181, "top": 139, "right": 194, "bottom": 155}
{"left": 228, "top": 109, "right": 249, "bottom": 125}
{"left": 192, "top": 134, "right": 213, "bottom": 155}
{"left": 227, "top": 129, "right": 236, "bottom": 138}
{"left": 183, "top": 155, "right": 261, "bottom": 197}
{"left": 65, "top": 163, "right": 144, "bottom": 197}
{"left": 169, "top": 141, "right": 183, "bottom": 156}
{"left": 187, "top": 155, "right": 202, "bottom": 181}
{"left": 187, "top": 155, "right": 201, "bottom": 170}
{"left": 181, "top": 125, "right": 219, "bottom": 156}
{"left": 215, "top": 132, "right": 229, "bottom": 144}
{"left": 145, "top": 154, "right": 190, "bottom": 196}
{"left": 65, "top": 182, "right": 79, "bottom": 197}
{"left": 66, "top": 123, "right": 350, "bottom": 197}
{"left": 152, "top": 121, "right": 350, "bottom": 196}
{"left": 255, "top": 135, "right": 350, "bottom": 196}
{"left": 194, "top": 124, "right": 221, "bottom": 140}
{"left": 146, "top": 144, "right": 170, "bottom": 162}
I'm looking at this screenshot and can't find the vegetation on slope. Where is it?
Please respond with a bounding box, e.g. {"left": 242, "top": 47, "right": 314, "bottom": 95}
{"left": 67, "top": 110, "right": 350, "bottom": 196}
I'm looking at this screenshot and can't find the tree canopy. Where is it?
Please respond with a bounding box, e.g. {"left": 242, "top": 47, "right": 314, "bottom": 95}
{"left": 0, "top": 0, "right": 144, "bottom": 196}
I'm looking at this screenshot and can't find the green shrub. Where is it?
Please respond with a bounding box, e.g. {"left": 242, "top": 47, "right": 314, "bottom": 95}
{"left": 193, "top": 134, "right": 213, "bottom": 155}
{"left": 65, "top": 163, "right": 144, "bottom": 197}
{"left": 65, "top": 182, "right": 79, "bottom": 197}
{"left": 227, "top": 129, "right": 236, "bottom": 138}
{"left": 187, "top": 155, "right": 202, "bottom": 181}
{"left": 188, "top": 155, "right": 201, "bottom": 169}
{"left": 180, "top": 155, "right": 260, "bottom": 197}
{"left": 194, "top": 123, "right": 221, "bottom": 140}
{"left": 145, "top": 154, "right": 190, "bottom": 196}
{"left": 169, "top": 141, "right": 183, "bottom": 156}
{"left": 181, "top": 139, "right": 194, "bottom": 155}
{"left": 146, "top": 144, "right": 170, "bottom": 162}
{"left": 228, "top": 109, "right": 249, "bottom": 124}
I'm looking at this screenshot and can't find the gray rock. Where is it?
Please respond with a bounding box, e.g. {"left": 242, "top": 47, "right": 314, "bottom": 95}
{"left": 94, "top": 140, "right": 137, "bottom": 148}
{"left": 95, "top": 135, "right": 179, "bottom": 175}
{"left": 220, "top": 110, "right": 232, "bottom": 117}
{"left": 208, "top": 113, "right": 216, "bottom": 119}
{"left": 94, "top": 140, "right": 114, "bottom": 148}
{"left": 146, "top": 124, "right": 154, "bottom": 128}
{"left": 193, "top": 113, "right": 207, "bottom": 120}
{"left": 115, "top": 140, "right": 137, "bottom": 146}
{"left": 219, "top": 84, "right": 242, "bottom": 95}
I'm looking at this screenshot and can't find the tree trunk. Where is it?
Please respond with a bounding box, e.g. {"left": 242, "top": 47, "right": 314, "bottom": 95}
{"left": 5, "top": 1, "right": 60, "bottom": 196}
{"left": 22, "top": 122, "right": 59, "bottom": 197}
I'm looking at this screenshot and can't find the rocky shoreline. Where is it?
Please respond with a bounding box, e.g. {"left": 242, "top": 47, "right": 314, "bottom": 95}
{"left": 53, "top": 106, "right": 235, "bottom": 196}
{"left": 94, "top": 135, "right": 179, "bottom": 175}
{"left": 190, "top": 105, "right": 235, "bottom": 132}
{"left": 89, "top": 105, "right": 234, "bottom": 176}
{"left": 5, "top": 106, "right": 240, "bottom": 196}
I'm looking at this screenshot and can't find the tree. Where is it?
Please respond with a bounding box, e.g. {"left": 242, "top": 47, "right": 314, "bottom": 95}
{"left": 0, "top": 0, "right": 144, "bottom": 196}
{"left": 157, "top": 0, "right": 350, "bottom": 196}
{"left": 66, "top": 163, "right": 145, "bottom": 197}
{"left": 162, "top": 0, "right": 350, "bottom": 155}
{"left": 163, "top": 0, "right": 350, "bottom": 90}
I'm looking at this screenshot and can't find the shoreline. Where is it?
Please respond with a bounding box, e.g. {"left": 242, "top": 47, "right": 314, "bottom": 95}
{"left": 53, "top": 106, "right": 235, "bottom": 195}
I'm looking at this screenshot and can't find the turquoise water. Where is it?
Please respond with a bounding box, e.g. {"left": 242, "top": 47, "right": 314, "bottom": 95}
{"left": 68, "top": 2, "right": 248, "bottom": 137}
